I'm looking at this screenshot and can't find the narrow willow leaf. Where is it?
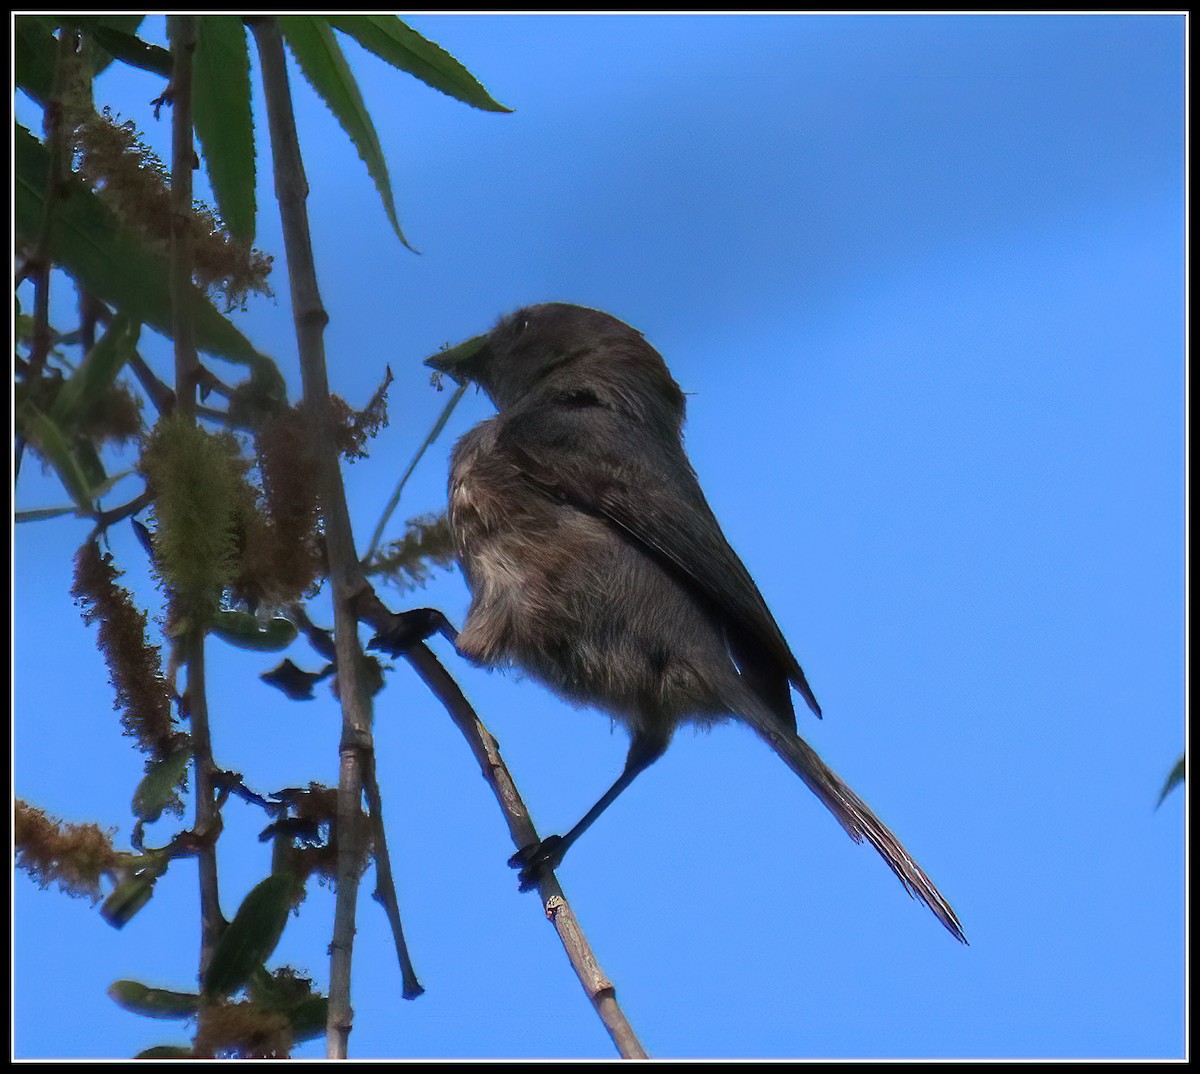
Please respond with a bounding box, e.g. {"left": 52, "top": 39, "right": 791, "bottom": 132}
{"left": 14, "top": 14, "right": 56, "bottom": 103}
{"left": 1156, "top": 755, "right": 1185, "bottom": 808}
{"left": 49, "top": 312, "right": 140, "bottom": 429}
{"left": 89, "top": 468, "right": 137, "bottom": 501}
{"left": 210, "top": 611, "right": 299, "bottom": 653}
{"left": 15, "top": 124, "right": 276, "bottom": 376}
{"left": 194, "top": 17, "right": 256, "bottom": 243}
{"left": 365, "top": 377, "right": 467, "bottom": 561}
{"left": 287, "top": 995, "right": 330, "bottom": 1043}
{"left": 328, "top": 15, "right": 511, "bottom": 113}
{"left": 21, "top": 408, "right": 97, "bottom": 513}
{"left": 278, "top": 15, "right": 414, "bottom": 251}
{"left": 14, "top": 472, "right": 134, "bottom": 524}
{"left": 63, "top": 17, "right": 165, "bottom": 78}
{"left": 131, "top": 745, "right": 193, "bottom": 823}
{"left": 108, "top": 980, "right": 200, "bottom": 1021}
{"left": 15, "top": 505, "right": 79, "bottom": 523}
{"left": 203, "top": 873, "right": 296, "bottom": 997}
{"left": 73, "top": 15, "right": 146, "bottom": 35}
{"left": 73, "top": 438, "right": 108, "bottom": 491}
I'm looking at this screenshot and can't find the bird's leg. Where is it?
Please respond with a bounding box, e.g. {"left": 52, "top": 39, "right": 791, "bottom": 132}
{"left": 509, "top": 731, "right": 669, "bottom": 891}
{"left": 369, "top": 607, "right": 459, "bottom": 655}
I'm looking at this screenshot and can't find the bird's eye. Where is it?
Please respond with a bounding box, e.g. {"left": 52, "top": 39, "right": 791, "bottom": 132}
{"left": 556, "top": 388, "right": 603, "bottom": 408}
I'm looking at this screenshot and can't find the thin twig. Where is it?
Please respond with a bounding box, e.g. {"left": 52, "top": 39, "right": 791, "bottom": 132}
{"left": 166, "top": 14, "right": 223, "bottom": 984}
{"left": 78, "top": 290, "right": 102, "bottom": 356}
{"left": 406, "top": 645, "right": 648, "bottom": 1059}
{"left": 90, "top": 488, "right": 153, "bottom": 536}
{"left": 26, "top": 27, "right": 77, "bottom": 382}
{"left": 251, "top": 17, "right": 383, "bottom": 1059}
{"left": 167, "top": 17, "right": 200, "bottom": 420}
{"left": 214, "top": 770, "right": 276, "bottom": 813}
{"left": 353, "top": 590, "right": 649, "bottom": 1059}
{"left": 17, "top": 26, "right": 78, "bottom": 479}
{"left": 364, "top": 380, "right": 467, "bottom": 564}
{"left": 83, "top": 297, "right": 178, "bottom": 417}
{"left": 127, "top": 348, "right": 176, "bottom": 416}
{"left": 195, "top": 404, "right": 257, "bottom": 430}
{"left": 288, "top": 598, "right": 423, "bottom": 998}
{"left": 362, "top": 751, "right": 424, "bottom": 999}
{"left": 195, "top": 365, "right": 236, "bottom": 400}
{"left": 288, "top": 602, "right": 337, "bottom": 662}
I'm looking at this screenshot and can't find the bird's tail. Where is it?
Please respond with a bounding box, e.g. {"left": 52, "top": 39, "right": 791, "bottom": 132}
{"left": 736, "top": 695, "right": 967, "bottom": 943}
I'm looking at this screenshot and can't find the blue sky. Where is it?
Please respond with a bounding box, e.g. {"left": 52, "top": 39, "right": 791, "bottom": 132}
{"left": 14, "top": 13, "right": 1185, "bottom": 1060}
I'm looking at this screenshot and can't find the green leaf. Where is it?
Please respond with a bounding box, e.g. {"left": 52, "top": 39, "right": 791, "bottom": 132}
{"left": 131, "top": 745, "right": 193, "bottom": 823}
{"left": 203, "top": 873, "right": 296, "bottom": 997}
{"left": 108, "top": 980, "right": 200, "bottom": 1021}
{"left": 287, "top": 995, "right": 330, "bottom": 1043}
{"left": 72, "top": 437, "right": 108, "bottom": 491}
{"left": 327, "top": 15, "right": 512, "bottom": 113}
{"left": 365, "top": 377, "right": 467, "bottom": 561}
{"left": 15, "top": 505, "right": 79, "bottom": 523}
{"left": 278, "top": 16, "right": 414, "bottom": 251}
{"left": 100, "top": 856, "right": 169, "bottom": 930}
{"left": 49, "top": 312, "right": 140, "bottom": 430}
{"left": 135, "top": 1046, "right": 194, "bottom": 1059}
{"left": 1156, "top": 754, "right": 1184, "bottom": 808}
{"left": 210, "top": 611, "right": 299, "bottom": 653}
{"left": 15, "top": 124, "right": 278, "bottom": 379}
{"left": 63, "top": 17, "right": 167, "bottom": 78}
{"left": 14, "top": 473, "right": 134, "bottom": 523}
{"left": 21, "top": 408, "right": 99, "bottom": 513}
{"left": 75, "top": 15, "right": 146, "bottom": 35}
{"left": 194, "top": 17, "right": 256, "bottom": 243}
{"left": 14, "top": 15, "right": 57, "bottom": 104}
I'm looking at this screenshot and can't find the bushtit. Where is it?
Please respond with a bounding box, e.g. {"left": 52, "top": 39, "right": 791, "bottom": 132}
{"left": 411, "top": 302, "right": 964, "bottom": 942}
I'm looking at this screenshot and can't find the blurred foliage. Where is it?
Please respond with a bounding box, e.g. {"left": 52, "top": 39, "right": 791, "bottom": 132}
{"left": 14, "top": 13, "right": 505, "bottom": 1058}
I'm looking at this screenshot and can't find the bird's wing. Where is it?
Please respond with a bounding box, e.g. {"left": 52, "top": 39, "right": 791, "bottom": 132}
{"left": 498, "top": 403, "right": 822, "bottom": 720}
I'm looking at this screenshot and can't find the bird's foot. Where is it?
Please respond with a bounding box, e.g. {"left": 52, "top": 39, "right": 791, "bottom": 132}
{"left": 369, "top": 608, "right": 449, "bottom": 656}
{"left": 508, "top": 835, "right": 566, "bottom": 892}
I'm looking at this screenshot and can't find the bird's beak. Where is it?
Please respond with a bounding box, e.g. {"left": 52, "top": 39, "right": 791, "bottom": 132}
{"left": 424, "top": 332, "right": 490, "bottom": 385}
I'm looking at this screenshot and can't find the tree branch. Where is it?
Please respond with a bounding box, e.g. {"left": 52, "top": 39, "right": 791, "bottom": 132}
{"left": 251, "top": 17, "right": 385, "bottom": 1059}
{"left": 354, "top": 591, "right": 649, "bottom": 1059}
{"left": 167, "top": 17, "right": 199, "bottom": 421}
{"left": 407, "top": 645, "right": 648, "bottom": 1059}
{"left": 166, "top": 13, "right": 224, "bottom": 985}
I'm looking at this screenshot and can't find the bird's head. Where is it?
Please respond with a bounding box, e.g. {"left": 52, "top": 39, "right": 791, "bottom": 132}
{"left": 426, "top": 303, "right": 686, "bottom": 432}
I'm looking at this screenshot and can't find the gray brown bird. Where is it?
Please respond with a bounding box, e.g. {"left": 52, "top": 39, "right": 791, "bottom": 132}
{"left": 413, "top": 302, "right": 965, "bottom": 943}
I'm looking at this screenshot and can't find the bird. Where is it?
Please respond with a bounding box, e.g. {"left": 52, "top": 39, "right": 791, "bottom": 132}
{"left": 398, "top": 301, "right": 965, "bottom": 943}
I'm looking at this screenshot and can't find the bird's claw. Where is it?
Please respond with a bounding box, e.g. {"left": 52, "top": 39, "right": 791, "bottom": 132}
{"left": 368, "top": 608, "right": 444, "bottom": 656}
{"left": 508, "top": 835, "right": 566, "bottom": 892}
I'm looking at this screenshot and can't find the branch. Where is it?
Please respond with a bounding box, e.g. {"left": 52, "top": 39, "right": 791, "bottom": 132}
{"left": 363, "top": 751, "right": 424, "bottom": 1000}
{"left": 166, "top": 14, "right": 223, "bottom": 984}
{"left": 90, "top": 488, "right": 154, "bottom": 536}
{"left": 127, "top": 348, "right": 177, "bottom": 416}
{"left": 409, "top": 646, "right": 648, "bottom": 1059}
{"left": 251, "top": 17, "right": 384, "bottom": 1059}
{"left": 167, "top": 19, "right": 199, "bottom": 421}
{"left": 355, "top": 591, "right": 648, "bottom": 1059}
{"left": 25, "top": 27, "right": 77, "bottom": 381}
{"left": 17, "top": 26, "right": 78, "bottom": 479}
